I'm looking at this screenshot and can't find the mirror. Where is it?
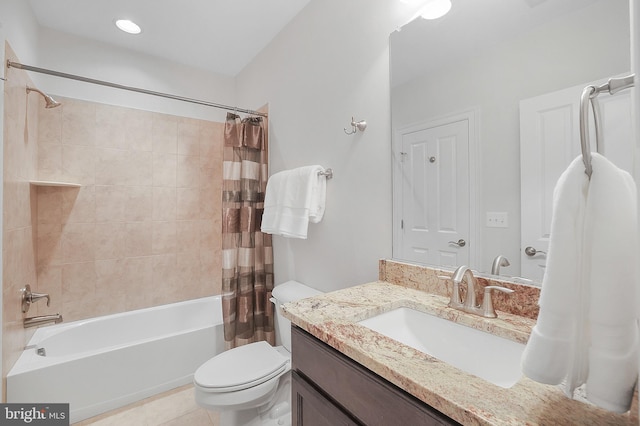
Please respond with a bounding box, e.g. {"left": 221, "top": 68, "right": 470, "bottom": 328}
{"left": 390, "top": 0, "right": 630, "bottom": 283}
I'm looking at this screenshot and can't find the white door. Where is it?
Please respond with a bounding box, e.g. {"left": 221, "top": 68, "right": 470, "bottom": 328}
{"left": 520, "top": 80, "right": 633, "bottom": 281}
{"left": 396, "top": 119, "right": 470, "bottom": 268}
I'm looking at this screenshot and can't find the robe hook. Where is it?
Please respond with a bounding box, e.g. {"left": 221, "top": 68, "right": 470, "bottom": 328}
{"left": 344, "top": 117, "right": 367, "bottom": 135}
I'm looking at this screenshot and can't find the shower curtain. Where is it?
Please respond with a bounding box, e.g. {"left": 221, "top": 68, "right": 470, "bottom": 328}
{"left": 221, "top": 112, "right": 274, "bottom": 349}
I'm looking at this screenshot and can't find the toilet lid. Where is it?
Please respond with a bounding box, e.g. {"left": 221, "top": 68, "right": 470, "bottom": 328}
{"left": 194, "top": 341, "right": 290, "bottom": 392}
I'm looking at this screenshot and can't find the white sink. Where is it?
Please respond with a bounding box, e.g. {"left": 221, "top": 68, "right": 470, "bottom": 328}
{"left": 358, "top": 307, "right": 524, "bottom": 388}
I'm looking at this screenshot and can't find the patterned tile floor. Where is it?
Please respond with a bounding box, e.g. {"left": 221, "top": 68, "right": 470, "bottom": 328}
{"left": 74, "top": 385, "right": 219, "bottom": 426}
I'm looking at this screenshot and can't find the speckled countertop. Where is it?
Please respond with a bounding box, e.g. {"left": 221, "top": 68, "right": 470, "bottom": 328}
{"left": 282, "top": 275, "right": 639, "bottom": 425}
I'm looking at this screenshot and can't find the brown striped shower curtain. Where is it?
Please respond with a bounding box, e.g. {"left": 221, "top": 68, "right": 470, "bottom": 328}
{"left": 221, "top": 112, "right": 274, "bottom": 349}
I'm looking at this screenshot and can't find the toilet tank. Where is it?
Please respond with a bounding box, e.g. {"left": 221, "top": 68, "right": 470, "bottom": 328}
{"left": 271, "top": 281, "right": 322, "bottom": 352}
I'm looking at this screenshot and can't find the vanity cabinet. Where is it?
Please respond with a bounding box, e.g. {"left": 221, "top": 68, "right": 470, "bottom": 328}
{"left": 291, "top": 326, "right": 459, "bottom": 426}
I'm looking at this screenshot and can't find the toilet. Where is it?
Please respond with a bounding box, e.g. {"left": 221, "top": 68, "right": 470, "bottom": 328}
{"left": 194, "top": 280, "right": 322, "bottom": 426}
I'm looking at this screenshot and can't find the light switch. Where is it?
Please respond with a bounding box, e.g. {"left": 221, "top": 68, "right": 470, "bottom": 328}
{"left": 486, "top": 212, "right": 508, "bottom": 228}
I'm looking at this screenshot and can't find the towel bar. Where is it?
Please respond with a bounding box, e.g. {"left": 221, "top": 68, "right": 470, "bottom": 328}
{"left": 318, "top": 168, "right": 333, "bottom": 179}
{"left": 580, "top": 74, "right": 635, "bottom": 178}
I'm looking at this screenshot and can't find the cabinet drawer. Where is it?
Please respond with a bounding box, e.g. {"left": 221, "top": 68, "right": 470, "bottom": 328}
{"left": 292, "top": 326, "right": 459, "bottom": 426}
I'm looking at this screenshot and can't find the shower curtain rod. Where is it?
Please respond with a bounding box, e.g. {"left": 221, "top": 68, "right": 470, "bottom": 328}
{"left": 6, "top": 60, "right": 267, "bottom": 117}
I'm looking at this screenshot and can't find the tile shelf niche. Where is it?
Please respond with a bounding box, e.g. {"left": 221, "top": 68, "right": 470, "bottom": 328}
{"left": 29, "top": 180, "right": 81, "bottom": 188}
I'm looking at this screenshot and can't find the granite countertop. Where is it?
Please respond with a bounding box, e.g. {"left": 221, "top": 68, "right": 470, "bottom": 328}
{"left": 282, "top": 281, "right": 638, "bottom": 426}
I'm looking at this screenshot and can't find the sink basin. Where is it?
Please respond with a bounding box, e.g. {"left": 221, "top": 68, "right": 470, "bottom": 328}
{"left": 358, "top": 307, "right": 525, "bottom": 388}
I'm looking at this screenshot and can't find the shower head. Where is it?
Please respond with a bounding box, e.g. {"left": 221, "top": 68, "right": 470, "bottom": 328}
{"left": 26, "top": 86, "right": 61, "bottom": 109}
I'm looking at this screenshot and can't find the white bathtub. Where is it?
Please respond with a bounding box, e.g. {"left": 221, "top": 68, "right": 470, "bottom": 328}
{"left": 7, "top": 296, "right": 224, "bottom": 424}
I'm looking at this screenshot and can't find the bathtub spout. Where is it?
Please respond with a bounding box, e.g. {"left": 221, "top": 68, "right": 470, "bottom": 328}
{"left": 24, "top": 313, "right": 63, "bottom": 328}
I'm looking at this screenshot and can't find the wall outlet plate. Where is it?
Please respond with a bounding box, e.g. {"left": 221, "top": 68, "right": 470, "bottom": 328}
{"left": 486, "top": 212, "right": 508, "bottom": 228}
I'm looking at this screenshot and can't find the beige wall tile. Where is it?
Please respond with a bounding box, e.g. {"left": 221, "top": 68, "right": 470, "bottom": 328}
{"left": 152, "top": 113, "right": 178, "bottom": 154}
{"left": 96, "top": 103, "right": 127, "bottom": 150}
{"left": 176, "top": 187, "right": 200, "bottom": 221}
{"left": 36, "top": 223, "right": 63, "bottom": 268}
{"left": 199, "top": 220, "right": 216, "bottom": 252}
{"left": 95, "top": 185, "right": 127, "bottom": 223}
{"left": 35, "top": 265, "right": 63, "bottom": 316}
{"left": 124, "top": 186, "right": 153, "bottom": 222}
{"left": 6, "top": 85, "right": 225, "bottom": 361}
{"left": 62, "top": 144, "right": 95, "bottom": 185}
{"left": 153, "top": 152, "right": 177, "bottom": 187}
{"left": 178, "top": 117, "right": 200, "bottom": 157}
{"left": 62, "top": 186, "right": 95, "bottom": 224}
{"left": 177, "top": 221, "right": 200, "bottom": 253}
{"left": 127, "top": 150, "right": 153, "bottom": 187}
{"left": 38, "top": 106, "right": 62, "bottom": 146}
{"left": 153, "top": 187, "right": 176, "bottom": 221}
{"left": 37, "top": 143, "right": 62, "bottom": 181}
{"left": 95, "top": 222, "right": 126, "bottom": 260}
{"left": 125, "top": 222, "right": 153, "bottom": 257}
{"left": 199, "top": 188, "right": 216, "bottom": 220}
{"left": 61, "top": 98, "right": 96, "bottom": 147}
{"left": 151, "top": 254, "right": 177, "bottom": 304}
{"left": 62, "top": 222, "right": 96, "bottom": 263}
{"left": 61, "top": 261, "right": 97, "bottom": 318}
{"left": 37, "top": 188, "right": 63, "bottom": 225}
{"left": 177, "top": 155, "right": 200, "bottom": 188}
{"left": 152, "top": 221, "right": 177, "bottom": 255}
{"left": 95, "top": 148, "right": 122, "bottom": 185}
{"left": 124, "top": 109, "right": 153, "bottom": 152}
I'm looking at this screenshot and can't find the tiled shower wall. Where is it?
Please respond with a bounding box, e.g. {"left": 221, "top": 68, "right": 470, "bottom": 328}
{"left": 2, "top": 43, "right": 226, "bottom": 387}
{"left": 2, "top": 43, "right": 39, "bottom": 390}
{"left": 35, "top": 96, "right": 224, "bottom": 321}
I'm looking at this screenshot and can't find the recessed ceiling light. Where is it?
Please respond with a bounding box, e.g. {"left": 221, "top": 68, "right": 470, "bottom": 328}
{"left": 115, "top": 19, "right": 142, "bottom": 34}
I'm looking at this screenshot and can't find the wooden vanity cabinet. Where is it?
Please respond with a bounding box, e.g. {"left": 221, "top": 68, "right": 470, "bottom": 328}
{"left": 291, "top": 326, "right": 460, "bottom": 426}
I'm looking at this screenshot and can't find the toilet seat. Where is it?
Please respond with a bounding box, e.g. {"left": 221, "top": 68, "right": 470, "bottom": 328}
{"left": 194, "top": 341, "right": 289, "bottom": 393}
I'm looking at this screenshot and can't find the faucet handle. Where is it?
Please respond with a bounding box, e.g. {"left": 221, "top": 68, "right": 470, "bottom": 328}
{"left": 481, "top": 286, "right": 514, "bottom": 318}
{"left": 30, "top": 291, "right": 51, "bottom": 307}
{"left": 21, "top": 285, "right": 51, "bottom": 313}
{"left": 437, "top": 275, "right": 463, "bottom": 308}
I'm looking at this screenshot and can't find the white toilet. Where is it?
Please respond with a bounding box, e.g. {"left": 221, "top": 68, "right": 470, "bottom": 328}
{"left": 194, "top": 280, "right": 321, "bottom": 426}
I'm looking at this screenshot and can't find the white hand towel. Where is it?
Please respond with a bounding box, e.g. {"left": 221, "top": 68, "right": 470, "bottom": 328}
{"left": 583, "top": 153, "right": 638, "bottom": 413}
{"left": 521, "top": 153, "right": 638, "bottom": 413}
{"left": 521, "top": 155, "right": 588, "bottom": 386}
{"left": 261, "top": 165, "right": 327, "bottom": 239}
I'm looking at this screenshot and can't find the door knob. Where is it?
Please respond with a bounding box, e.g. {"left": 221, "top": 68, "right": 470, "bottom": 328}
{"left": 524, "top": 246, "right": 546, "bottom": 257}
{"left": 448, "top": 239, "right": 466, "bottom": 247}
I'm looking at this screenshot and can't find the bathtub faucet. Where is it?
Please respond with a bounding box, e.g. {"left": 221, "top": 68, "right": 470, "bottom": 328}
{"left": 21, "top": 284, "right": 50, "bottom": 313}
{"left": 23, "top": 314, "right": 63, "bottom": 329}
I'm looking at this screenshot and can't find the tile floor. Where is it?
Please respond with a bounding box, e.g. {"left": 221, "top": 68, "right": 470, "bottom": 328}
{"left": 73, "top": 385, "right": 220, "bottom": 426}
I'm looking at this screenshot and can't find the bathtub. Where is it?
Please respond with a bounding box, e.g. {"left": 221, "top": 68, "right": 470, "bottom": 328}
{"left": 7, "top": 296, "right": 224, "bottom": 424}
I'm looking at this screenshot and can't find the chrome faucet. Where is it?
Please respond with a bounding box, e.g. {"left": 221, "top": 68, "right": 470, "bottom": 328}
{"left": 445, "top": 265, "right": 514, "bottom": 318}
{"left": 490, "top": 255, "right": 510, "bottom": 275}
{"left": 24, "top": 313, "right": 63, "bottom": 328}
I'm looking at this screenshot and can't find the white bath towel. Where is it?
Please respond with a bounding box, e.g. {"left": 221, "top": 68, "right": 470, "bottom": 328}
{"left": 521, "top": 153, "right": 638, "bottom": 413}
{"left": 261, "top": 165, "right": 327, "bottom": 239}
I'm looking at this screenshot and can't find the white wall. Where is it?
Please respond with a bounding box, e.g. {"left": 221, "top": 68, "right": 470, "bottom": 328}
{"left": 391, "top": 0, "right": 630, "bottom": 277}
{"left": 35, "top": 27, "right": 236, "bottom": 122}
{"left": 235, "top": 0, "right": 415, "bottom": 292}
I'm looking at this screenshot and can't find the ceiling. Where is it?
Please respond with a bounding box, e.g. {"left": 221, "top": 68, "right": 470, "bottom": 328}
{"left": 27, "top": 0, "right": 311, "bottom": 77}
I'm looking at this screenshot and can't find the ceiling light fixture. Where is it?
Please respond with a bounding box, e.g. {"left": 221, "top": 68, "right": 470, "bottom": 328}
{"left": 418, "top": 0, "right": 452, "bottom": 20}
{"left": 115, "top": 19, "right": 142, "bottom": 34}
